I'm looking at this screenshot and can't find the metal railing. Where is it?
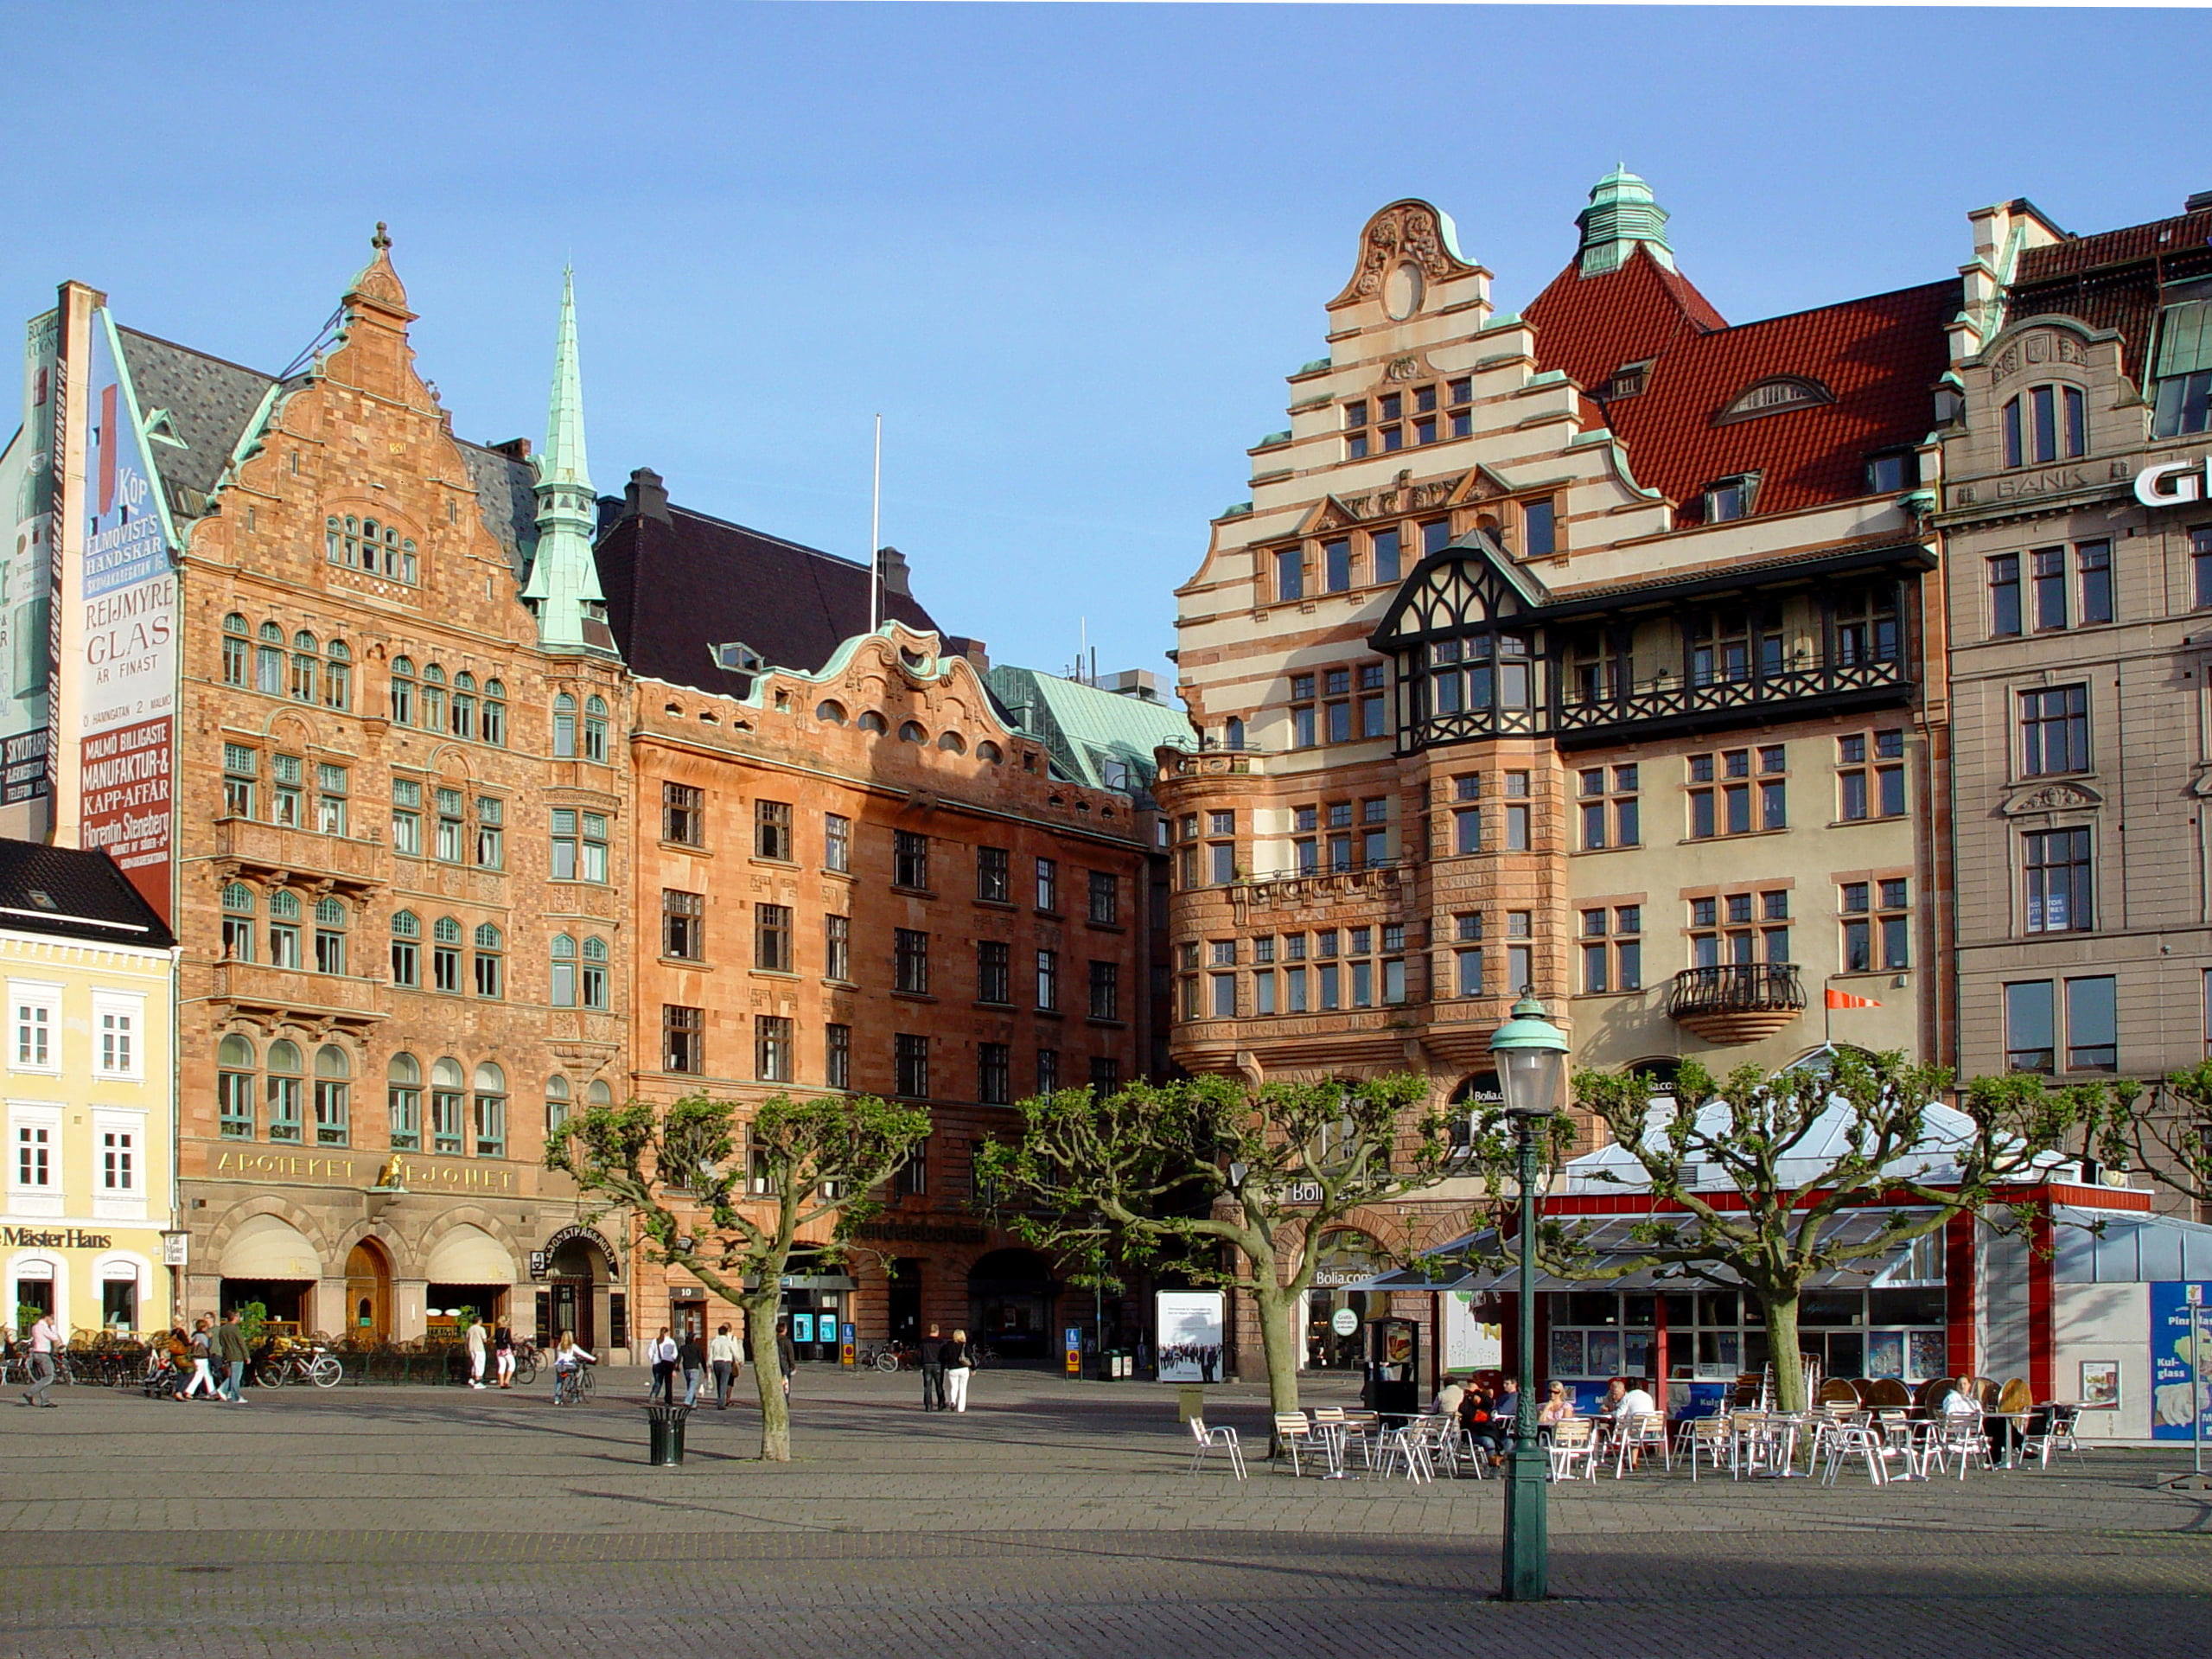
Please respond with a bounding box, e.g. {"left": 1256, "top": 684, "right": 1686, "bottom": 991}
{"left": 1667, "top": 962, "right": 1807, "bottom": 1020}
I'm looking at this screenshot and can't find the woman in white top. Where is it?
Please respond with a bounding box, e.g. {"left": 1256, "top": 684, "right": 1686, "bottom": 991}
{"left": 941, "top": 1329, "right": 975, "bottom": 1413}
{"left": 707, "top": 1324, "right": 743, "bottom": 1409}
{"left": 464, "top": 1317, "right": 489, "bottom": 1390}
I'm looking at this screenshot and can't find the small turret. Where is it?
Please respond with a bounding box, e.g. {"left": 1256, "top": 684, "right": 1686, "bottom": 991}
{"left": 520, "top": 269, "right": 612, "bottom": 653}
{"left": 1577, "top": 167, "right": 1676, "bottom": 277}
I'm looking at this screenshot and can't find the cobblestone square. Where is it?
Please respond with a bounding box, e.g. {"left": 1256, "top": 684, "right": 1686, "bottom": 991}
{"left": 3, "top": 1368, "right": 2206, "bottom": 1657}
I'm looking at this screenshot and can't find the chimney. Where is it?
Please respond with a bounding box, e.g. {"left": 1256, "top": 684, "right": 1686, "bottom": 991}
{"left": 876, "top": 545, "right": 911, "bottom": 599}
{"left": 2189, "top": 188, "right": 2212, "bottom": 215}
{"left": 490, "top": 437, "right": 532, "bottom": 461}
{"left": 625, "top": 467, "right": 672, "bottom": 524}
{"left": 947, "top": 636, "right": 991, "bottom": 673}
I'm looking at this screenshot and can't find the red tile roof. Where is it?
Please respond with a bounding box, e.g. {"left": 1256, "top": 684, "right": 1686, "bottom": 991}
{"left": 2008, "top": 209, "right": 2212, "bottom": 386}
{"left": 2015, "top": 209, "right": 2212, "bottom": 284}
{"left": 1525, "top": 246, "right": 1956, "bottom": 521}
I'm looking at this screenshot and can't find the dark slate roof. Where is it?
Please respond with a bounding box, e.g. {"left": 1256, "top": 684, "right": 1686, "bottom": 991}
{"left": 594, "top": 498, "right": 940, "bottom": 698}
{"left": 0, "top": 839, "right": 174, "bottom": 949}
{"left": 2008, "top": 207, "right": 2212, "bottom": 386}
{"left": 115, "top": 326, "right": 542, "bottom": 570}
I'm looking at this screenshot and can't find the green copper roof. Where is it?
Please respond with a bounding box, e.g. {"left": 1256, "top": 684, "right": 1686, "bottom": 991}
{"left": 1577, "top": 166, "right": 1675, "bottom": 277}
{"left": 985, "top": 665, "right": 1192, "bottom": 794}
{"left": 521, "top": 268, "right": 609, "bottom": 649}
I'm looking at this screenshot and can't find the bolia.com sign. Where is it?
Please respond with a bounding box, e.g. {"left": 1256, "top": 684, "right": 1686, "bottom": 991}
{"left": 2135, "top": 456, "right": 2212, "bottom": 506}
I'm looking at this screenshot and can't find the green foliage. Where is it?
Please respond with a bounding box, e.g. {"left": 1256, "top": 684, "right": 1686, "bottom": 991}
{"left": 2132, "top": 1061, "right": 2212, "bottom": 1205}
{"left": 15, "top": 1303, "right": 46, "bottom": 1336}
{"left": 233, "top": 1300, "right": 270, "bottom": 1344}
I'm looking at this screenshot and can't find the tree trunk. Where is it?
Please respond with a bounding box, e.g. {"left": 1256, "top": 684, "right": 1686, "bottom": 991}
{"left": 1760, "top": 1292, "right": 1808, "bottom": 1413}
{"left": 743, "top": 1293, "right": 791, "bottom": 1462}
{"left": 1251, "top": 1282, "right": 1304, "bottom": 1420}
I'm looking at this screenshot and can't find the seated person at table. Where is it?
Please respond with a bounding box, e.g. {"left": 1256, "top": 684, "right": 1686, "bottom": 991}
{"left": 1432, "top": 1378, "right": 1466, "bottom": 1420}
{"left": 1938, "top": 1378, "right": 1981, "bottom": 1422}
{"left": 1538, "top": 1381, "right": 1577, "bottom": 1431}
{"left": 1459, "top": 1383, "right": 1508, "bottom": 1462}
{"left": 1597, "top": 1377, "right": 1627, "bottom": 1417}
{"left": 1614, "top": 1378, "right": 1658, "bottom": 1420}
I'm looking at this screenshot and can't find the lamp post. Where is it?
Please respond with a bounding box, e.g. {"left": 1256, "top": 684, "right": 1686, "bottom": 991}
{"left": 1491, "top": 992, "right": 1569, "bottom": 1604}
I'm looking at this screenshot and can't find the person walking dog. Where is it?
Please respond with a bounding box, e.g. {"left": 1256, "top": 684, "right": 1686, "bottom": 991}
{"left": 708, "top": 1324, "right": 741, "bottom": 1408}
{"left": 941, "top": 1328, "right": 975, "bottom": 1413}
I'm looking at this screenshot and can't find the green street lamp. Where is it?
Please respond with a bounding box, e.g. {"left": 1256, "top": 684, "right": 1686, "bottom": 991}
{"left": 1492, "top": 991, "right": 1569, "bottom": 1604}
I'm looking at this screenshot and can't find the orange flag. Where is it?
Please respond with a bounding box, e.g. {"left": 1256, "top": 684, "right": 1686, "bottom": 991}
{"left": 1826, "top": 987, "right": 1881, "bottom": 1010}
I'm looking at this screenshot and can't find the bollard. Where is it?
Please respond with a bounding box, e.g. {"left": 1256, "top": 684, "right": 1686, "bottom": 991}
{"left": 643, "top": 1401, "right": 693, "bottom": 1465}
{"left": 1177, "top": 1384, "right": 1205, "bottom": 1423}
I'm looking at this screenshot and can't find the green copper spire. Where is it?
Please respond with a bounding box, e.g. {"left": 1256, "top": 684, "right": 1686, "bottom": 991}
{"left": 522, "top": 268, "right": 609, "bottom": 650}
{"left": 1577, "top": 166, "right": 1675, "bottom": 277}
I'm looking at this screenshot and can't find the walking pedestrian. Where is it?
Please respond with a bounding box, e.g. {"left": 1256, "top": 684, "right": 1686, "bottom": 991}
{"left": 647, "top": 1328, "right": 679, "bottom": 1402}
{"left": 183, "top": 1317, "right": 220, "bottom": 1400}
{"left": 161, "top": 1326, "right": 192, "bottom": 1401}
{"left": 775, "top": 1320, "right": 795, "bottom": 1401}
{"left": 493, "top": 1323, "right": 516, "bottom": 1388}
{"left": 920, "top": 1322, "right": 946, "bottom": 1411}
{"left": 940, "top": 1327, "right": 974, "bottom": 1413}
{"left": 708, "top": 1324, "right": 741, "bottom": 1408}
{"left": 213, "top": 1310, "right": 251, "bottom": 1403}
{"left": 18, "top": 1311, "right": 60, "bottom": 1408}
{"left": 465, "top": 1314, "right": 489, "bottom": 1389}
{"left": 678, "top": 1330, "right": 706, "bottom": 1406}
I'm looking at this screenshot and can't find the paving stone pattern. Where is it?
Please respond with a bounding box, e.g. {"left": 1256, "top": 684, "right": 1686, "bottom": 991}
{"left": 3, "top": 1368, "right": 2206, "bottom": 1656}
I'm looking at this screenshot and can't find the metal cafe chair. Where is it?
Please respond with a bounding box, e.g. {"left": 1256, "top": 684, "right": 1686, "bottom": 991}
{"left": 1680, "top": 1413, "right": 1732, "bottom": 1482}
{"left": 1546, "top": 1417, "right": 1599, "bottom": 1481}
{"left": 1273, "top": 1411, "right": 1323, "bottom": 1477}
{"left": 2018, "top": 1404, "right": 2086, "bottom": 1469}
{"left": 1186, "top": 1416, "right": 1248, "bottom": 1481}
{"left": 1610, "top": 1411, "right": 1673, "bottom": 1477}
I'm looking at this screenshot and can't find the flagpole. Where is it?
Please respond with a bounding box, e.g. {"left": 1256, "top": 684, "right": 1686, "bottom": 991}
{"left": 869, "top": 413, "right": 883, "bottom": 635}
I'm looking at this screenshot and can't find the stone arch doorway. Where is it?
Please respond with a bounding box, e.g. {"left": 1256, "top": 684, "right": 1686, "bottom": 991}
{"left": 967, "top": 1248, "right": 1056, "bottom": 1362}
{"left": 343, "top": 1239, "right": 393, "bottom": 1341}
{"left": 545, "top": 1233, "right": 611, "bottom": 1351}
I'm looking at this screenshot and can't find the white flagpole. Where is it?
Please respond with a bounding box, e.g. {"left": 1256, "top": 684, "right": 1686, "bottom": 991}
{"left": 869, "top": 414, "right": 883, "bottom": 635}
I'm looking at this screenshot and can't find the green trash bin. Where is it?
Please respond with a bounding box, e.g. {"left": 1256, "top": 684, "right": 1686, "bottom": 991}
{"left": 643, "top": 1402, "right": 692, "bottom": 1465}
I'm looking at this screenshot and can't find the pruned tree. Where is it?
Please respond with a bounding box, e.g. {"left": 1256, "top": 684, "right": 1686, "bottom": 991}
{"left": 2125, "top": 1062, "right": 2212, "bottom": 1209}
{"left": 547, "top": 1089, "right": 931, "bottom": 1461}
{"left": 1451, "top": 1050, "right": 2114, "bottom": 1413}
{"left": 973, "top": 1073, "right": 1453, "bottom": 1416}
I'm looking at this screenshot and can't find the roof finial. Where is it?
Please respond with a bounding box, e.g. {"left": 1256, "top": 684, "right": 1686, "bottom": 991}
{"left": 372, "top": 220, "right": 391, "bottom": 252}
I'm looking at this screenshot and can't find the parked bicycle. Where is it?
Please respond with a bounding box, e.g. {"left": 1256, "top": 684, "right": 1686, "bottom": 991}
{"left": 509, "top": 1339, "right": 540, "bottom": 1387}
{"left": 860, "top": 1340, "right": 920, "bottom": 1374}
{"left": 258, "top": 1343, "right": 344, "bottom": 1388}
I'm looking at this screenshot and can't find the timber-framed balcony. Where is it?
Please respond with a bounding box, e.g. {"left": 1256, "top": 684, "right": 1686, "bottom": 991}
{"left": 1667, "top": 963, "right": 1807, "bottom": 1045}
{"left": 1552, "top": 654, "right": 1910, "bottom": 747}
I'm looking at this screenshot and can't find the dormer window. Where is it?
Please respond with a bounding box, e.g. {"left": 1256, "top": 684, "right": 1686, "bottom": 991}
{"left": 1704, "top": 475, "right": 1760, "bottom": 523}
{"left": 714, "top": 641, "right": 765, "bottom": 674}
{"left": 1601, "top": 361, "right": 1651, "bottom": 400}
{"left": 1717, "top": 376, "right": 1832, "bottom": 424}
{"left": 2151, "top": 290, "right": 2212, "bottom": 438}
{"left": 1865, "top": 450, "right": 1917, "bottom": 495}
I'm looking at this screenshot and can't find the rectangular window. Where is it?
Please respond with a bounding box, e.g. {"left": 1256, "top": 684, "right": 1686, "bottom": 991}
{"left": 1035, "top": 858, "right": 1059, "bottom": 912}
{"left": 1760, "top": 779, "right": 1787, "bottom": 831}
{"left": 101, "top": 1127, "right": 136, "bottom": 1190}
{"left": 1274, "top": 546, "right": 1304, "bottom": 603}
{"left": 2065, "top": 976, "right": 2118, "bottom": 1073}
{"left": 979, "top": 1042, "right": 1011, "bottom": 1106}
{"left": 2077, "top": 539, "right": 2113, "bottom": 626}
{"left": 390, "top": 777, "right": 420, "bottom": 857}
{"left": 1090, "top": 960, "right": 1121, "bottom": 1020}
{"left": 662, "top": 890, "right": 704, "bottom": 960}
{"left": 977, "top": 845, "right": 1009, "bottom": 902}
{"left": 663, "top": 1005, "right": 704, "bottom": 1074}
{"left": 1371, "top": 527, "right": 1401, "bottom": 584}
{"left": 316, "top": 763, "right": 349, "bottom": 836}
{"left": 826, "top": 1023, "right": 851, "bottom": 1091}
{"left": 1323, "top": 538, "right": 1351, "bottom": 593}
{"left": 2024, "top": 827, "right": 2094, "bottom": 933}
{"left": 1036, "top": 948, "right": 1059, "bottom": 1011}
{"left": 1506, "top": 803, "right": 1530, "bottom": 851}
{"left": 1209, "top": 973, "right": 1235, "bottom": 1018}
{"left": 473, "top": 1091, "right": 506, "bottom": 1159}
{"left": 2005, "top": 980, "right": 2056, "bottom": 1072}
{"left": 1689, "top": 788, "right": 1716, "bottom": 839}
{"left": 820, "top": 813, "right": 851, "bottom": 873}
{"left": 272, "top": 754, "right": 303, "bottom": 827}
{"left": 1989, "top": 554, "right": 2022, "bottom": 637}
{"left": 2194, "top": 527, "right": 2212, "bottom": 609}
{"left": 755, "top": 799, "right": 793, "bottom": 861}
{"left": 430, "top": 932, "right": 458, "bottom": 992}
{"left": 978, "top": 940, "right": 1010, "bottom": 1004}
{"left": 756, "top": 903, "right": 794, "bottom": 973}
{"left": 14, "top": 998, "right": 53, "bottom": 1069}
{"left": 2032, "top": 546, "right": 2069, "bottom": 631}
{"left": 894, "top": 829, "right": 929, "bottom": 890}
{"left": 662, "top": 782, "right": 704, "bottom": 845}
{"left": 1208, "top": 842, "right": 1236, "bottom": 884}
{"left": 755, "top": 1015, "right": 794, "bottom": 1083}
{"left": 221, "top": 744, "right": 258, "bottom": 819}
{"left": 1253, "top": 969, "right": 1276, "bottom": 1014}
{"left": 473, "top": 796, "right": 503, "bottom": 867}
{"left": 13, "top": 1121, "right": 50, "bottom": 1186}
{"left": 825, "top": 914, "right": 851, "bottom": 982}
{"left": 894, "top": 927, "right": 929, "bottom": 993}
{"left": 2019, "top": 685, "right": 2090, "bottom": 776}
{"left": 433, "top": 788, "right": 463, "bottom": 863}
{"left": 1087, "top": 870, "right": 1119, "bottom": 925}
{"left": 895, "top": 1032, "right": 930, "bottom": 1098}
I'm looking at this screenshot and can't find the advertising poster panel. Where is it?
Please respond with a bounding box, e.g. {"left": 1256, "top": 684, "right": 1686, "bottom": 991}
{"left": 1155, "top": 1288, "right": 1225, "bottom": 1383}
{"left": 1444, "top": 1289, "right": 1503, "bottom": 1373}
{"left": 2150, "top": 1281, "right": 2211, "bottom": 1441}
{"left": 0, "top": 309, "right": 58, "bottom": 806}
{"left": 76, "top": 314, "right": 174, "bottom": 919}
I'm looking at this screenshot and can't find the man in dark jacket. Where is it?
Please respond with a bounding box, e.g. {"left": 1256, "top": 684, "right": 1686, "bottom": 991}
{"left": 213, "top": 1311, "right": 252, "bottom": 1404}
{"left": 775, "top": 1321, "right": 795, "bottom": 1399}
{"left": 677, "top": 1331, "right": 706, "bottom": 1406}
{"left": 920, "top": 1322, "right": 946, "bottom": 1411}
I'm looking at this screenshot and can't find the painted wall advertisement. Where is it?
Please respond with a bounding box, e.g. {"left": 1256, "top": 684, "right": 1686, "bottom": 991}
{"left": 76, "top": 313, "right": 174, "bottom": 919}
{"left": 0, "top": 309, "right": 58, "bottom": 805}
{"left": 2150, "top": 1281, "right": 2211, "bottom": 1442}
{"left": 1155, "top": 1288, "right": 1226, "bottom": 1384}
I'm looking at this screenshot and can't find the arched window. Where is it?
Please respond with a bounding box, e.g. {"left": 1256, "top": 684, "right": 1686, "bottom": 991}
{"left": 430, "top": 1057, "right": 465, "bottom": 1154}
{"left": 977, "top": 740, "right": 1002, "bottom": 763}
{"left": 472, "top": 1062, "right": 507, "bottom": 1158}
{"left": 581, "top": 935, "right": 609, "bottom": 1010}
{"left": 220, "top": 882, "right": 256, "bottom": 962}
{"left": 552, "top": 692, "right": 577, "bottom": 757}
{"left": 549, "top": 933, "right": 577, "bottom": 1007}
{"left": 858, "top": 711, "right": 888, "bottom": 734}
{"left": 325, "top": 516, "right": 344, "bottom": 565}
{"left": 221, "top": 614, "right": 250, "bottom": 686}
{"left": 583, "top": 696, "right": 609, "bottom": 763}
{"left": 267, "top": 889, "right": 302, "bottom": 968}
{"left": 938, "top": 731, "right": 966, "bottom": 754}
{"left": 290, "top": 630, "right": 318, "bottom": 703}
{"left": 815, "top": 700, "right": 848, "bottom": 725}
{"left": 344, "top": 514, "right": 363, "bottom": 567}
{"left": 1225, "top": 716, "right": 1246, "bottom": 752}
{"left": 322, "top": 641, "right": 351, "bottom": 711}
{"left": 473, "top": 922, "right": 504, "bottom": 999}
{"left": 481, "top": 680, "right": 507, "bottom": 747}
{"left": 586, "top": 1079, "right": 614, "bottom": 1107}
{"left": 390, "top": 909, "right": 420, "bottom": 987}
{"left": 387, "top": 1053, "right": 422, "bottom": 1150}
{"left": 313, "top": 896, "right": 348, "bottom": 976}
{"left": 397, "top": 534, "right": 418, "bottom": 585}
{"left": 217, "top": 1034, "right": 256, "bottom": 1139}
{"left": 419, "top": 665, "right": 446, "bottom": 734}
{"left": 2002, "top": 383, "right": 2088, "bottom": 469}
{"left": 544, "top": 1075, "right": 572, "bottom": 1137}
{"left": 265, "top": 1039, "right": 304, "bottom": 1143}
{"left": 389, "top": 656, "right": 416, "bottom": 725}
{"left": 899, "top": 720, "right": 927, "bottom": 743}
{"left": 451, "top": 671, "right": 476, "bottom": 741}
{"left": 255, "top": 622, "right": 284, "bottom": 695}
{"left": 313, "top": 1045, "right": 351, "bottom": 1146}
{"left": 431, "top": 916, "right": 462, "bottom": 993}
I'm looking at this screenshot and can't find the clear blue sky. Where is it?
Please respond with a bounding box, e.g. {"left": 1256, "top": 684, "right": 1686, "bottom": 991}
{"left": 3, "top": 4, "right": 2205, "bottom": 683}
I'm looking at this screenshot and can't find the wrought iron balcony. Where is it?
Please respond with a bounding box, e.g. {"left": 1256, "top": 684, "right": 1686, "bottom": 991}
{"left": 1667, "top": 963, "right": 1807, "bottom": 1045}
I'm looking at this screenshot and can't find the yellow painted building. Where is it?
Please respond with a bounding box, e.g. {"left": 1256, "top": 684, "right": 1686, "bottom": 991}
{"left": 1, "top": 841, "right": 177, "bottom": 1338}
